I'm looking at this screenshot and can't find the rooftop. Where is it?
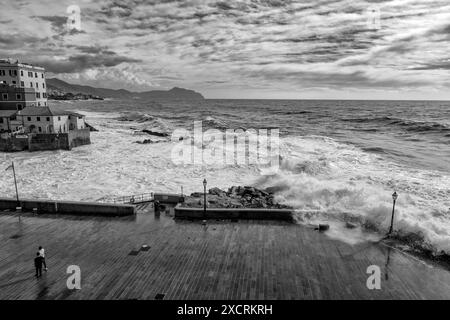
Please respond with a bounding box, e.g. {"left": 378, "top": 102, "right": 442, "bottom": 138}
{"left": 0, "top": 58, "right": 45, "bottom": 70}
{"left": 17, "top": 107, "right": 84, "bottom": 117}
{"left": 0, "top": 204, "right": 449, "bottom": 300}
{"left": 0, "top": 110, "right": 17, "bottom": 118}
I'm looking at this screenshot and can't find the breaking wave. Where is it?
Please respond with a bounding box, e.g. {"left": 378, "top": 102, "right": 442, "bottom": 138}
{"left": 341, "top": 116, "right": 450, "bottom": 134}
{"left": 254, "top": 135, "right": 450, "bottom": 256}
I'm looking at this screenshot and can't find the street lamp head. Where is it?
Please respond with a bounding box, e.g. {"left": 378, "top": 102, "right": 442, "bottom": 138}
{"left": 203, "top": 179, "right": 207, "bottom": 187}
{"left": 392, "top": 191, "right": 398, "bottom": 201}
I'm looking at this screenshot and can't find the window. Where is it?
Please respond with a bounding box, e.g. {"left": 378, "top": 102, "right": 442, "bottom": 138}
{"left": 16, "top": 94, "right": 22, "bottom": 100}
{"left": 9, "top": 70, "right": 17, "bottom": 76}
{"left": 36, "top": 92, "right": 41, "bottom": 98}
{"left": 46, "top": 117, "right": 50, "bottom": 121}
{"left": 27, "top": 117, "right": 31, "bottom": 121}
{"left": 20, "top": 70, "right": 23, "bottom": 77}
{"left": 58, "top": 116, "right": 61, "bottom": 121}
{"left": 41, "top": 74, "right": 44, "bottom": 79}
{"left": 42, "top": 83, "right": 45, "bottom": 88}
{"left": 35, "top": 72, "right": 38, "bottom": 78}
{"left": 20, "top": 81, "right": 24, "bottom": 87}
{"left": 30, "top": 82, "right": 33, "bottom": 87}
{"left": 43, "top": 93, "right": 47, "bottom": 98}
{"left": 38, "top": 102, "right": 41, "bottom": 106}
{"left": 38, "top": 127, "right": 42, "bottom": 133}
{"left": 17, "top": 104, "right": 23, "bottom": 111}
{"left": 0, "top": 118, "right": 3, "bottom": 124}
{"left": 12, "top": 81, "right": 16, "bottom": 85}
{"left": 36, "top": 82, "right": 38, "bottom": 88}
{"left": 2, "top": 93, "right": 8, "bottom": 100}
{"left": 28, "top": 71, "right": 33, "bottom": 77}
{"left": 0, "top": 70, "right": 5, "bottom": 76}
{"left": 37, "top": 117, "right": 40, "bottom": 121}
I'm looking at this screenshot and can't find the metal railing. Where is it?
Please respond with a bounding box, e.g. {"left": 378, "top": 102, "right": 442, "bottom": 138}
{"left": 110, "top": 193, "right": 154, "bottom": 204}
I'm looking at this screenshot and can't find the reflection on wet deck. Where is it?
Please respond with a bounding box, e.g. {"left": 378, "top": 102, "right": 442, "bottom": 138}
{"left": 0, "top": 203, "right": 449, "bottom": 300}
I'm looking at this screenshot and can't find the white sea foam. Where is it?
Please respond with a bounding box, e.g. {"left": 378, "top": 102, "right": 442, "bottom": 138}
{"left": 254, "top": 136, "right": 450, "bottom": 254}
{"left": 1, "top": 111, "right": 448, "bottom": 254}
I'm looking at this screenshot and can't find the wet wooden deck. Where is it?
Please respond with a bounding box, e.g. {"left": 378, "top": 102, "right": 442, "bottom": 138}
{"left": 0, "top": 203, "right": 449, "bottom": 300}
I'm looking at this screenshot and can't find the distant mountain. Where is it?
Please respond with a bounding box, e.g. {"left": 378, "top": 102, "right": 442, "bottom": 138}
{"left": 46, "top": 78, "right": 205, "bottom": 100}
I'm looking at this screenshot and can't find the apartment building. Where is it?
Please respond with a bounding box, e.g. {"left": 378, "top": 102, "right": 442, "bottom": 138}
{"left": 0, "top": 58, "right": 47, "bottom": 107}
{"left": 0, "top": 84, "right": 37, "bottom": 111}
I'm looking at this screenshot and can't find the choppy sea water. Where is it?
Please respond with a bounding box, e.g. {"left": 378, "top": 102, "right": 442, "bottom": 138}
{"left": 1, "top": 99, "right": 449, "bottom": 254}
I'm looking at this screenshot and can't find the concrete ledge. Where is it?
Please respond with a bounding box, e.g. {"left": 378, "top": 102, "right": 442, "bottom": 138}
{"left": 154, "top": 193, "right": 185, "bottom": 204}
{"left": 0, "top": 198, "right": 135, "bottom": 217}
{"left": 174, "top": 204, "right": 293, "bottom": 222}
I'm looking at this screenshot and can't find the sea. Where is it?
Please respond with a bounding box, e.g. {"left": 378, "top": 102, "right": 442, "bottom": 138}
{"left": 1, "top": 99, "right": 449, "bottom": 255}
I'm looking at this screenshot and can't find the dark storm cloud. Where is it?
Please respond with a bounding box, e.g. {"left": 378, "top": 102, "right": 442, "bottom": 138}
{"left": 0, "top": 33, "right": 44, "bottom": 49}
{"left": 35, "top": 15, "right": 86, "bottom": 37}
{"left": 2, "top": 0, "right": 450, "bottom": 96}
{"left": 36, "top": 52, "right": 141, "bottom": 73}
{"left": 36, "top": 15, "right": 66, "bottom": 31}
{"left": 410, "top": 60, "right": 450, "bottom": 71}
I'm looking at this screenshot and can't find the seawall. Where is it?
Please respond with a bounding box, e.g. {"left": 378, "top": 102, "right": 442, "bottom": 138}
{"left": 174, "top": 205, "right": 293, "bottom": 222}
{"left": 0, "top": 129, "right": 90, "bottom": 152}
{"left": 0, "top": 198, "right": 135, "bottom": 217}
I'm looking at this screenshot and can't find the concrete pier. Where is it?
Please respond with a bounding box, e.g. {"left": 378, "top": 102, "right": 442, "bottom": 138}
{"left": 174, "top": 205, "right": 293, "bottom": 221}
{"left": 0, "top": 198, "right": 135, "bottom": 217}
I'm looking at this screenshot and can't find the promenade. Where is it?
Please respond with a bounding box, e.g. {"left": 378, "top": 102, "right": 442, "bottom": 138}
{"left": 0, "top": 203, "right": 449, "bottom": 300}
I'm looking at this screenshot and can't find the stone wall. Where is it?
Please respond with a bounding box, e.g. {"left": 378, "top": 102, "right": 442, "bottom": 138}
{"left": 28, "top": 133, "right": 69, "bottom": 151}
{"left": 68, "top": 128, "right": 91, "bottom": 149}
{"left": 0, "top": 135, "right": 29, "bottom": 151}
{"left": 0, "top": 129, "right": 91, "bottom": 152}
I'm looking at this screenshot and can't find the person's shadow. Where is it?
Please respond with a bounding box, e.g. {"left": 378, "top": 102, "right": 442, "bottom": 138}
{"left": 384, "top": 247, "right": 392, "bottom": 281}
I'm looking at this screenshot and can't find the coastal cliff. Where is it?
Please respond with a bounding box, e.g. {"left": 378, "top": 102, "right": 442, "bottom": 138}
{"left": 46, "top": 78, "right": 205, "bottom": 100}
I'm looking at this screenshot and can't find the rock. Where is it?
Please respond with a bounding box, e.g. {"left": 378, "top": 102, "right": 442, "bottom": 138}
{"left": 209, "top": 187, "right": 226, "bottom": 197}
{"left": 142, "top": 129, "right": 169, "bottom": 137}
{"left": 317, "top": 224, "right": 330, "bottom": 232}
{"left": 346, "top": 222, "right": 357, "bottom": 229}
{"left": 190, "top": 192, "right": 204, "bottom": 197}
{"left": 181, "top": 185, "right": 292, "bottom": 210}
{"left": 135, "top": 139, "right": 153, "bottom": 144}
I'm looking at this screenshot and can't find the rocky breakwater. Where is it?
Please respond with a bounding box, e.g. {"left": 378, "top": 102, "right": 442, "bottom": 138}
{"left": 181, "top": 186, "right": 292, "bottom": 210}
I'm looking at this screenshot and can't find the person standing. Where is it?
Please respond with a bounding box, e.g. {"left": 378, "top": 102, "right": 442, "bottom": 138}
{"left": 34, "top": 252, "right": 44, "bottom": 278}
{"left": 38, "top": 246, "right": 48, "bottom": 271}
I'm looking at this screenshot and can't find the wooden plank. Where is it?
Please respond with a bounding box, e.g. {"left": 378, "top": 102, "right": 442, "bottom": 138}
{"left": 0, "top": 209, "right": 449, "bottom": 300}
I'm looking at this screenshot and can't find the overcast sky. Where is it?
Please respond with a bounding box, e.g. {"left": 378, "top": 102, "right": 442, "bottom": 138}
{"left": 1, "top": 0, "right": 449, "bottom": 99}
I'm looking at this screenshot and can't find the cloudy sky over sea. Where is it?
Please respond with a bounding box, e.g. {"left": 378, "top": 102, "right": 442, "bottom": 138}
{"left": 1, "top": 0, "right": 449, "bottom": 99}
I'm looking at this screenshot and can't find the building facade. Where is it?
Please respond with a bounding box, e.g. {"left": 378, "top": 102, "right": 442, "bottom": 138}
{"left": 0, "top": 107, "right": 87, "bottom": 134}
{"left": 0, "top": 84, "right": 37, "bottom": 111}
{"left": 0, "top": 110, "right": 21, "bottom": 132}
{"left": 0, "top": 58, "right": 47, "bottom": 107}
{"left": 17, "top": 107, "right": 86, "bottom": 134}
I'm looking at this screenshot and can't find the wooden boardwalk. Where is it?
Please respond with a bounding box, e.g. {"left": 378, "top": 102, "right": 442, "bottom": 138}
{"left": 0, "top": 203, "right": 449, "bottom": 300}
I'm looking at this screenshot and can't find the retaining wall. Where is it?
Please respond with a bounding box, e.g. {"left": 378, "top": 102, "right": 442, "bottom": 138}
{"left": 0, "top": 198, "right": 135, "bottom": 217}
{"left": 174, "top": 205, "right": 293, "bottom": 222}
{"left": 68, "top": 128, "right": 91, "bottom": 149}
{"left": 0, "top": 129, "right": 91, "bottom": 152}
{"left": 0, "top": 136, "right": 29, "bottom": 151}
{"left": 154, "top": 193, "right": 185, "bottom": 204}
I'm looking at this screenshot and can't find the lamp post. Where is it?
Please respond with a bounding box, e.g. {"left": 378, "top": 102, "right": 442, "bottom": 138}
{"left": 388, "top": 191, "right": 398, "bottom": 235}
{"left": 203, "top": 179, "right": 207, "bottom": 218}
